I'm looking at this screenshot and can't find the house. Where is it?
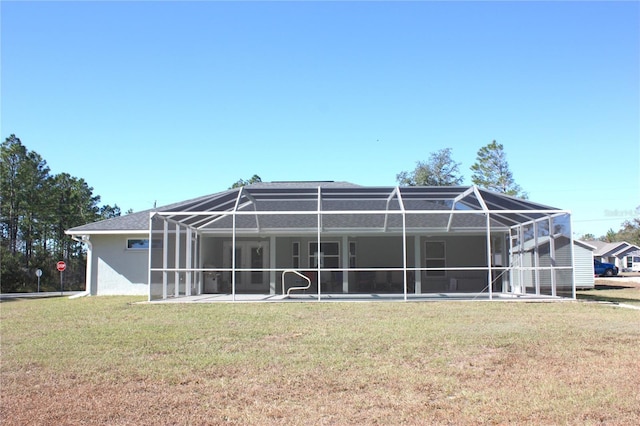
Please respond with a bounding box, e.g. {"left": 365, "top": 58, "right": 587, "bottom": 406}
{"left": 588, "top": 240, "right": 640, "bottom": 272}
{"left": 66, "top": 181, "right": 578, "bottom": 301}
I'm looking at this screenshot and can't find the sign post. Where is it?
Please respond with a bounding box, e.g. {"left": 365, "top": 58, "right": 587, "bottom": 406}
{"left": 35, "top": 269, "right": 43, "bottom": 292}
{"left": 57, "top": 261, "right": 66, "bottom": 295}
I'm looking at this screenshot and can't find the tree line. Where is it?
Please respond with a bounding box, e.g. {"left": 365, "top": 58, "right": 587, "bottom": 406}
{"left": 396, "top": 140, "right": 527, "bottom": 198}
{"left": 581, "top": 213, "right": 640, "bottom": 246}
{"left": 2, "top": 135, "right": 637, "bottom": 293}
{"left": 0, "top": 135, "right": 122, "bottom": 293}
{"left": 395, "top": 140, "right": 638, "bottom": 245}
{"left": 233, "top": 140, "right": 638, "bottom": 244}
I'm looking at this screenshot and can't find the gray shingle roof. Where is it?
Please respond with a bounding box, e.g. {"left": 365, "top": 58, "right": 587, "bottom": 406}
{"left": 67, "top": 181, "right": 564, "bottom": 234}
{"left": 66, "top": 182, "right": 357, "bottom": 233}
{"left": 67, "top": 210, "right": 151, "bottom": 232}
{"left": 588, "top": 240, "right": 640, "bottom": 257}
{"left": 66, "top": 189, "right": 237, "bottom": 233}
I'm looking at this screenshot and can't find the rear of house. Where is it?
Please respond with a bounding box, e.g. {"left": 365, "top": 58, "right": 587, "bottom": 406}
{"left": 67, "top": 182, "right": 578, "bottom": 301}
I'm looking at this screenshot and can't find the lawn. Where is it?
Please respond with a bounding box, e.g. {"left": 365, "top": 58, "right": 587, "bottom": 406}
{"left": 577, "top": 277, "right": 640, "bottom": 307}
{"left": 1, "top": 296, "right": 639, "bottom": 425}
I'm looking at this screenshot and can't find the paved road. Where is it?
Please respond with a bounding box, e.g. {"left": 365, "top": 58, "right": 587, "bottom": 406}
{"left": 0, "top": 291, "right": 82, "bottom": 301}
{"left": 598, "top": 276, "right": 640, "bottom": 284}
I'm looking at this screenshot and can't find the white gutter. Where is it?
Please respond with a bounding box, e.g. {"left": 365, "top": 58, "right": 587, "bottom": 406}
{"left": 70, "top": 235, "right": 92, "bottom": 298}
{"left": 66, "top": 230, "right": 148, "bottom": 235}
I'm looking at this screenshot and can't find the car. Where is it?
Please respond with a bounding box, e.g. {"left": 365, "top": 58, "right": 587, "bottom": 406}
{"left": 594, "top": 259, "right": 618, "bottom": 277}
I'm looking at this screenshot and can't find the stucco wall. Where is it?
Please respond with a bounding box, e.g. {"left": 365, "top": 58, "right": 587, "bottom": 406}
{"left": 91, "top": 234, "right": 149, "bottom": 296}
{"left": 355, "top": 236, "right": 406, "bottom": 268}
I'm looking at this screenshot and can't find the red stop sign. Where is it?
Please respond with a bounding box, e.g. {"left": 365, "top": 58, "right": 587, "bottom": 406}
{"left": 56, "top": 261, "right": 66, "bottom": 272}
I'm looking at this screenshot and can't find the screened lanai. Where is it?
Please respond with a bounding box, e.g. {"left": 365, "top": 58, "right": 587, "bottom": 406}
{"left": 147, "top": 182, "right": 575, "bottom": 301}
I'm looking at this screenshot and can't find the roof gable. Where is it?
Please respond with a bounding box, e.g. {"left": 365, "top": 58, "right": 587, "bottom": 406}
{"left": 589, "top": 241, "right": 631, "bottom": 257}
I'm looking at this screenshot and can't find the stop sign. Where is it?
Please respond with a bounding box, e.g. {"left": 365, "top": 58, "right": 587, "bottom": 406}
{"left": 56, "top": 261, "right": 66, "bottom": 272}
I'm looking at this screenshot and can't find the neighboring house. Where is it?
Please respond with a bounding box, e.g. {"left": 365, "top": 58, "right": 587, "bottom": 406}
{"left": 66, "top": 181, "right": 578, "bottom": 301}
{"left": 588, "top": 240, "right": 640, "bottom": 272}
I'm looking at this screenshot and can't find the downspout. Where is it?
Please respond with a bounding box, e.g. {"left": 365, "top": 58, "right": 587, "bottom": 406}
{"left": 70, "top": 235, "right": 92, "bottom": 298}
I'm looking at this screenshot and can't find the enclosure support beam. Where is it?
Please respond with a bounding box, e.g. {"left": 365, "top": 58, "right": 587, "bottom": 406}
{"left": 534, "top": 221, "right": 540, "bottom": 296}
{"left": 231, "top": 190, "right": 243, "bottom": 302}
{"left": 414, "top": 236, "right": 421, "bottom": 294}
{"left": 402, "top": 212, "right": 408, "bottom": 301}
{"left": 397, "top": 187, "right": 408, "bottom": 301}
{"left": 270, "top": 236, "right": 277, "bottom": 294}
{"left": 317, "top": 186, "right": 322, "bottom": 301}
{"left": 196, "top": 234, "right": 202, "bottom": 295}
{"left": 486, "top": 213, "right": 493, "bottom": 300}
{"left": 186, "top": 227, "right": 192, "bottom": 297}
{"left": 569, "top": 215, "right": 576, "bottom": 299}
{"left": 383, "top": 187, "right": 399, "bottom": 231}
{"left": 518, "top": 226, "right": 525, "bottom": 294}
{"left": 548, "top": 217, "right": 556, "bottom": 296}
{"left": 147, "top": 214, "right": 153, "bottom": 302}
{"left": 236, "top": 187, "right": 261, "bottom": 231}
{"left": 175, "top": 223, "right": 180, "bottom": 298}
{"left": 508, "top": 227, "right": 515, "bottom": 295}
{"left": 163, "top": 219, "right": 168, "bottom": 300}
{"left": 448, "top": 186, "right": 476, "bottom": 232}
{"left": 342, "top": 235, "right": 349, "bottom": 293}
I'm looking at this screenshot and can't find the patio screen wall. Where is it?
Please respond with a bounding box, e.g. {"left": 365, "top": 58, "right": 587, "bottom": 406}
{"left": 147, "top": 184, "right": 575, "bottom": 301}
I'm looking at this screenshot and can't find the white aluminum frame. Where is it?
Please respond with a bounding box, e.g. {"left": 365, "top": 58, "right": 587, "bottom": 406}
{"left": 147, "top": 185, "right": 574, "bottom": 302}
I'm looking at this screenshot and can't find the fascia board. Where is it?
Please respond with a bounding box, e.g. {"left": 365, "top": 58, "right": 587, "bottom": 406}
{"left": 598, "top": 242, "right": 628, "bottom": 257}
{"left": 575, "top": 240, "right": 598, "bottom": 251}
{"left": 65, "top": 229, "right": 148, "bottom": 236}
{"left": 613, "top": 243, "right": 640, "bottom": 257}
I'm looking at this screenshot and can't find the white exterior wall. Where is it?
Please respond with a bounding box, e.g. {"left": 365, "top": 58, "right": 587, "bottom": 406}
{"left": 624, "top": 254, "right": 640, "bottom": 272}
{"left": 90, "top": 234, "right": 149, "bottom": 296}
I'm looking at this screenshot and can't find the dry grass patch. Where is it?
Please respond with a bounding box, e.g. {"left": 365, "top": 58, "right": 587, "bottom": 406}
{"left": 2, "top": 297, "right": 639, "bottom": 425}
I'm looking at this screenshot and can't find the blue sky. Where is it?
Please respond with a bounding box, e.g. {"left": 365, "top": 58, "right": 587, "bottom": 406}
{"left": 2, "top": 0, "right": 638, "bottom": 238}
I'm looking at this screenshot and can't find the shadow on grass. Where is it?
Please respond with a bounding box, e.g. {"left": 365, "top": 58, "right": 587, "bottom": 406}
{"left": 0, "top": 295, "right": 67, "bottom": 303}
{"left": 577, "top": 285, "right": 640, "bottom": 305}
{"left": 578, "top": 294, "right": 640, "bottom": 305}
{"left": 593, "top": 284, "right": 635, "bottom": 290}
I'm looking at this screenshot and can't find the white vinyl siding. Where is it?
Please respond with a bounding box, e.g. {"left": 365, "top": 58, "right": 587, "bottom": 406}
{"left": 574, "top": 244, "right": 595, "bottom": 289}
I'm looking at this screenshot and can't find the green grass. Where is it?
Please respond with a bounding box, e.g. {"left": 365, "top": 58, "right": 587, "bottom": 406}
{"left": 2, "top": 297, "right": 639, "bottom": 425}
{"left": 577, "top": 280, "right": 640, "bottom": 307}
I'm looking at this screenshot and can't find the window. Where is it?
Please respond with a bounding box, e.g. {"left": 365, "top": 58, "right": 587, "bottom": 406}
{"left": 292, "top": 242, "right": 300, "bottom": 268}
{"left": 127, "top": 239, "right": 149, "bottom": 250}
{"left": 627, "top": 256, "right": 634, "bottom": 268}
{"left": 126, "top": 238, "right": 161, "bottom": 250}
{"left": 425, "top": 241, "right": 446, "bottom": 276}
{"left": 309, "top": 242, "right": 339, "bottom": 268}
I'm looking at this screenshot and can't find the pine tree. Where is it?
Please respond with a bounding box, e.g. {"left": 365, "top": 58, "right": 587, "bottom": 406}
{"left": 470, "top": 140, "right": 527, "bottom": 198}
{"left": 1, "top": 135, "right": 108, "bottom": 292}
{"left": 1, "top": 135, "right": 53, "bottom": 290}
